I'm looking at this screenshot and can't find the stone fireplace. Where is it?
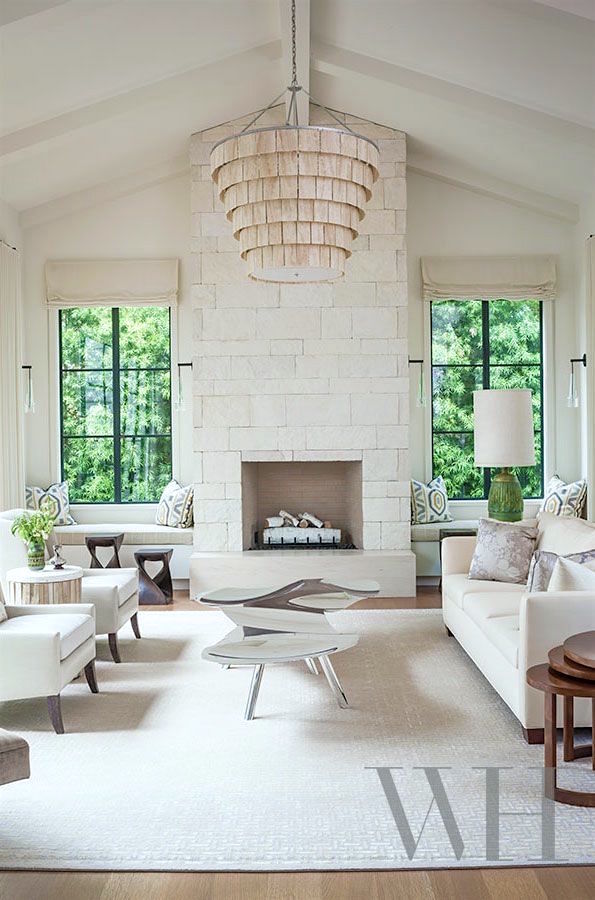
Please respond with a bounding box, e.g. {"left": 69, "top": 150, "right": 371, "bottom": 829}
{"left": 188, "top": 105, "right": 415, "bottom": 596}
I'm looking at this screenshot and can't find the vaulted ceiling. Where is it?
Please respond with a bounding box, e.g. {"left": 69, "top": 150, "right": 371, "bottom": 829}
{"left": 0, "top": 0, "right": 593, "bottom": 226}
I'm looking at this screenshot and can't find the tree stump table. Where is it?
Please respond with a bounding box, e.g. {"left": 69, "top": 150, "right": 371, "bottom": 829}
{"left": 527, "top": 630, "right": 595, "bottom": 807}
{"left": 85, "top": 533, "right": 124, "bottom": 569}
{"left": 134, "top": 547, "right": 174, "bottom": 605}
{"left": 7, "top": 565, "right": 83, "bottom": 605}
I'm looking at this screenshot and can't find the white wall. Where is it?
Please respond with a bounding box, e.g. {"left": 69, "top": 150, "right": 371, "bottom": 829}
{"left": 22, "top": 174, "right": 193, "bottom": 511}
{"left": 0, "top": 198, "right": 22, "bottom": 249}
{"left": 407, "top": 172, "right": 580, "bottom": 507}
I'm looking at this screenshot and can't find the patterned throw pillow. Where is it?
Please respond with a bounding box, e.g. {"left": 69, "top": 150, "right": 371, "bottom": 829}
{"left": 540, "top": 475, "right": 587, "bottom": 518}
{"left": 527, "top": 548, "right": 595, "bottom": 592}
{"left": 155, "top": 480, "right": 194, "bottom": 528}
{"left": 25, "top": 481, "right": 76, "bottom": 525}
{"left": 469, "top": 519, "right": 538, "bottom": 584}
{"left": 411, "top": 476, "right": 452, "bottom": 525}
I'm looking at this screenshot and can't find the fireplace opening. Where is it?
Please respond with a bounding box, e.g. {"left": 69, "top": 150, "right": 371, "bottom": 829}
{"left": 241, "top": 461, "right": 363, "bottom": 551}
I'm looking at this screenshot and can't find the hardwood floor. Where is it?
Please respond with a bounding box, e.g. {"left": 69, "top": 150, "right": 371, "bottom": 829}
{"left": 2, "top": 587, "right": 593, "bottom": 899}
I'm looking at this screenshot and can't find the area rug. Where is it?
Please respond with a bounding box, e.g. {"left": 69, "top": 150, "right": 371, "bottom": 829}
{"left": 0, "top": 610, "right": 593, "bottom": 870}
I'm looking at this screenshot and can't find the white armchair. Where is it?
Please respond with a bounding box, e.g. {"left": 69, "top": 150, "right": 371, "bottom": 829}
{"left": 1, "top": 511, "right": 140, "bottom": 662}
{"left": 0, "top": 602, "right": 97, "bottom": 733}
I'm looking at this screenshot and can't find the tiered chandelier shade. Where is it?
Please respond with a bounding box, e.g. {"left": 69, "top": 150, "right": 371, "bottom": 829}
{"left": 210, "top": 125, "right": 380, "bottom": 282}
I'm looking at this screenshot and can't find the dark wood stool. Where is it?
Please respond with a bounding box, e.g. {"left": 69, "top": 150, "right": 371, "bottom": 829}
{"left": 134, "top": 547, "right": 174, "bottom": 605}
{"left": 527, "top": 631, "right": 595, "bottom": 808}
{"left": 85, "top": 533, "right": 124, "bottom": 569}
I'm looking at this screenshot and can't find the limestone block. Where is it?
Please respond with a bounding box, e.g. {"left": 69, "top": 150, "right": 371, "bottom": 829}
{"left": 387, "top": 481, "right": 410, "bottom": 497}
{"left": 322, "top": 308, "right": 352, "bottom": 339}
{"left": 305, "top": 426, "right": 376, "bottom": 450}
{"left": 303, "top": 338, "right": 361, "bottom": 356}
{"left": 202, "top": 251, "right": 249, "bottom": 283}
{"left": 293, "top": 450, "right": 363, "bottom": 461}
{"left": 352, "top": 307, "right": 398, "bottom": 339}
{"left": 278, "top": 427, "right": 306, "bottom": 451}
{"left": 384, "top": 177, "right": 407, "bottom": 210}
{"left": 194, "top": 356, "right": 232, "bottom": 380}
{"left": 203, "top": 395, "right": 250, "bottom": 427}
{"left": 381, "top": 521, "right": 410, "bottom": 550}
{"left": 295, "top": 356, "right": 339, "bottom": 379}
{"left": 250, "top": 395, "right": 286, "bottom": 427}
{"left": 203, "top": 450, "right": 241, "bottom": 484}
{"left": 358, "top": 210, "right": 396, "bottom": 234}
{"left": 362, "top": 497, "right": 401, "bottom": 522}
{"left": 195, "top": 499, "right": 242, "bottom": 524}
{"left": 332, "top": 283, "right": 375, "bottom": 307}
{"left": 225, "top": 482, "right": 242, "bottom": 499}
{"left": 345, "top": 250, "right": 396, "bottom": 283}
{"left": 241, "top": 451, "right": 293, "bottom": 462}
{"left": 216, "top": 283, "right": 279, "bottom": 308}
{"left": 193, "top": 427, "right": 230, "bottom": 451}
{"left": 229, "top": 426, "right": 278, "bottom": 451}
{"left": 280, "top": 283, "right": 333, "bottom": 308}
{"left": 256, "top": 308, "right": 321, "bottom": 340}
{"left": 362, "top": 523, "right": 381, "bottom": 550}
{"left": 191, "top": 180, "right": 214, "bottom": 212}
{"left": 194, "top": 483, "right": 225, "bottom": 500}
{"left": 231, "top": 355, "right": 295, "bottom": 380}
{"left": 227, "top": 521, "right": 243, "bottom": 551}
{"left": 191, "top": 284, "right": 216, "bottom": 309}
{"left": 286, "top": 395, "right": 351, "bottom": 427}
{"left": 376, "top": 425, "right": 409, "bottom": 449}
{"left": 363, "top": 449, "right": 400, "bottom": 481}
{"left": 202, "top": 309, "right": 256, "bottom": 341}
{"left": 376, "top": 283, "right": 408, "bottom": 306}
{"left": 351, "top": 394, "right": 400, "bottom": 426}
{"left": 370, "top": 235, "right": 406, "bottom": 251}
{"left": 270, "top": 340, "right": 303, "bottom": 355}
{"left": 378, "top": 139, "right": 406, "bottom": 163}
{"left": 201, "top": 212, "right": 231, "bottom": 237}
{"left": 194, "top": 523, "right": 228, "bottom": 552}
{"left": 195, "top": 340, "right": 270, "bottom": 358}
{"left": 338, "top": 355, "right": 399, "bottom": 378}
{"left": 363, "top": 481, "right": 390, "bottom": 498}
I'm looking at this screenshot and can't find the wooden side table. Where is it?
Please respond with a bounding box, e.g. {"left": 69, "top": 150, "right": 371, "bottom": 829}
{"left": 134, "top": 547, "right": 173, "bottom": 605}
{"left": 85, "top": 533, "right": 124, "bottom": 569}
{"left": 7, "top": 565, "right": 84, "bottom": 605}
{"left": 527, "top": 632, "right": 595, "bottom": 808}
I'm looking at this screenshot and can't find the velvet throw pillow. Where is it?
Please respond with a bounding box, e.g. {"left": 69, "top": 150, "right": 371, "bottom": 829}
{"left": 469, "top": 519, "right": 538, "bottom": 584}
{"left": 540, "top": 475, "right": 587, "bottom": 518}
{"left": 25, "top": 480, "right": 75, "bottom": 525}
{"left": 527, "top": 548, "right": 595, "bottom": 592}
{"left": 155, "top": 480, "right": 194, "bottom": 528}
{"left": 548, "top": 557, "right": 595, "bottom": 592}
{"left": 411, "top": 476, "right": 452, "bottom": 525}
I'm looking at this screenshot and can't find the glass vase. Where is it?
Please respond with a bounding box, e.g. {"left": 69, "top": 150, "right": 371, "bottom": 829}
{"left": 27, "top": 538, "right": 46, "bottom": 571}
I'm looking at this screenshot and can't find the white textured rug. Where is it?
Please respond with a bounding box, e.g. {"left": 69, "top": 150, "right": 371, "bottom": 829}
{"left": 0, "top": 610, "right": 594, "bottom": 871}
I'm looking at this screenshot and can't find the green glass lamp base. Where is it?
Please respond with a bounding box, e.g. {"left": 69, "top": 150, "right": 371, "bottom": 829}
{"left": 487, "top": 468, "right": 523, "bottom": 522}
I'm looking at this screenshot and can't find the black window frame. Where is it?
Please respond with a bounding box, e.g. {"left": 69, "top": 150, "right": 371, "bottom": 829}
{"left": 430, "top": 298, "right": 544, "bottom": 500}
{"left": 58, "top": 306, "right": 172, "bottom": 504}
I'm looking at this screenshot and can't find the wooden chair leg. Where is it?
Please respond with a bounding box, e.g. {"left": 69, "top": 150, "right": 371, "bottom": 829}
{"left": 84, "top": 659, "right": 99, "bottom": 693}
{"left": 108, "top": 632, "right": 121, "bottom": 663}
{"left": 47, "top": 695, "right": 64, "bottom": 734}
{"left": 130, "top": 612, "right": 141, "bottom": 639}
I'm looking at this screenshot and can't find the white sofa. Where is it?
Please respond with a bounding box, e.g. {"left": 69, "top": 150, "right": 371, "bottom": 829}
{"left": 442, "top": 533, "right": 595, "bottom": 742}
{"left": 54, "top": 522, "right": 193, "bottom": 585}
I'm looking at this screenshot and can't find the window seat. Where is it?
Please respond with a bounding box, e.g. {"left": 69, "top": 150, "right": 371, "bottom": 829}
{"left": 53, "top": 523, "right": 193, "bottom": 584}
{"left": 412, "top": 519, "right": 479, "bottom": 578}
{"left": 53, "top": 523, "right": 193, "bottom": 546}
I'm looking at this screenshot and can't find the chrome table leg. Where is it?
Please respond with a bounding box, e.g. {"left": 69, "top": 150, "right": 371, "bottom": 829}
{"left": 244, "top": 664, "right": 265, "bottom": 720}
{"left": 319, "top": 655, "right": 349, "bottom": 709}
{"left": 305, "top": 657, "right": 319, "bottom": 675}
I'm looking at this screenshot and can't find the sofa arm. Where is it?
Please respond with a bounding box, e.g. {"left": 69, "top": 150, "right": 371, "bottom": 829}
{"left": 441, "top": 536, "right": 477, "bottom": 578}
{"left": 519, "top": 590, "right": 595, "bottom": 728}
{"left": 6, "top": 603, "right": 96, "bottom": 621}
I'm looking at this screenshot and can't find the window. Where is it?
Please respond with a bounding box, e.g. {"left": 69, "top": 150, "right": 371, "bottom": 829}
{"left": 59, "top": 307, "right": 172, "bottom": 503}
{"left": 431, "top": 299, "right": 543, "bottom": 500}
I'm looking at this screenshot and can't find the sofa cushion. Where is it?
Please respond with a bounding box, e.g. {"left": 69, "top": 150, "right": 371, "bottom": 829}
{"left": 82, "top": 569, "right": 138, "bottom": 607}
{"left": 481, "top": 615, "right": 520, "bottom": 667}
{"left": 537, "top": 511, "right": 595, "bottom": 555}
{"left": 54, "top": 523, "right": 193, "bottom": 546}
{"left": 469, "top": 519, "right": 537, "bottom": 584}
{"left": 411, "top": 519, "right": 478, "bottom": 542}
{"left": 462, "top": 592, "right": 522, "bottom": 625}
{"left": 444, "top": 574, "right": 525, "bottom": 609}
{"left": 0, "top": 729, "right": 30, "bottom": 786}
{"left": 1, "top": 613, "right": 94, "bottom": 660}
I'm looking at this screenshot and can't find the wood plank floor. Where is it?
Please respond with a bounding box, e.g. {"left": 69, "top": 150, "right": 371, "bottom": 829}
{"left": 2, "top": 588, "right": 593, "bottom": 899}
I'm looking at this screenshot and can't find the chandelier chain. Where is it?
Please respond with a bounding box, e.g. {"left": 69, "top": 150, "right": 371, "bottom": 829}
{"left": 291, "top": 0, "right": 297, "bottom": 87}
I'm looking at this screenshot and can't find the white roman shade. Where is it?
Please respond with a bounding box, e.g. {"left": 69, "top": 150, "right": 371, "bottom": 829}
{"left": 45, "top": 259, "right": 179, "bottom": 308}
{"left": 421, "top": 255, "right": 558, "bottom": 301}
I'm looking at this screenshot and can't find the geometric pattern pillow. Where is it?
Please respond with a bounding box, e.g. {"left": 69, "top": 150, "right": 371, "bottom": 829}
{"left": 540, "top": 475, "right": 587, "bottom": 518}
{"left": 155, "top": 480, "right": 194, "bottom": 528}
{"left": 527, "top": 547, "right": 595, "bottom": 592}
{"left": 25, "top": 480, "right": 76, "bottom": 525}
{"left": 411, "top": 476, "right": 452, "bottom": 524}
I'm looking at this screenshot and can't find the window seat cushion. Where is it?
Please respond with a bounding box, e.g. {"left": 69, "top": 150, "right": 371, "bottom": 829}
{"left": 411, "top": 519, "right": 478, "bottom": 542}
{"left": 53, "top": 523, "right": 193, "bottom": 546}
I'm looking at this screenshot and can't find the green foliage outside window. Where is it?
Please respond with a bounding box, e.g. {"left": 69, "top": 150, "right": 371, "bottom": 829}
{"left": 60, "top": 307, "right": 172, "bottom": 503}
{"left": 431, "top": 299, "right": 543, "bottom": 500}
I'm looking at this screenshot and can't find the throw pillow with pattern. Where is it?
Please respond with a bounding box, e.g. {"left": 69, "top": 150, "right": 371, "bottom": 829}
{"left": 527, "top": 548, "right": 595, "bottom": 592}
{"left": 25, "top": 480, "right": 76, "bottom": 525}
{"left": 411, "top": 476, "right": 452, "bottom": 525}
{"left": 155, "top": 480, "right": 194, "bottom": 528}
{"left": 540, "top": 475, "right": 587, "bottom": 518}
{"left": 469, "top": 519, "right": 538, "bottom": 584}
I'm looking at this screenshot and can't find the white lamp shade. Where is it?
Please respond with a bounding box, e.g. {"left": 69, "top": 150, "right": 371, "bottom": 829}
{"left": 473, "top": 389, "right": 535, "bottom": 468}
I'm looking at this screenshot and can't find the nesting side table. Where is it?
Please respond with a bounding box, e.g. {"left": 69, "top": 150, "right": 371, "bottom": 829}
{"left": 85, "top": 533, "right": 124, "bottom": 568}
{"left": 134, "top": 547, "right": 174, "bottom": 605}
{"left": 7, "top": 565, "right": 84, "bottom": 605}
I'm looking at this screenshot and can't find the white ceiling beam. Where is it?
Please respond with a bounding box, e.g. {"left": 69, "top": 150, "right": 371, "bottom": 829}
{"left": 408, "top": 152, "right": 580, "bottom": 224}
{"left": 278, "top": 0, "right": 309, "bottom": 124}
{"left": 311, "top": 41, "right": 595, "bottom": 147}
{"left": 20, "top": 155, "right": 190, "bottom": 229}
{"left": 0, "top": 40, "right": 282, "bottom": 164}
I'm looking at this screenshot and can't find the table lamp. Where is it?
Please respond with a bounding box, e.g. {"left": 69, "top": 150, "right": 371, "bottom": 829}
{"left": 473, "top": 389, "right": 535, "bottom": 521}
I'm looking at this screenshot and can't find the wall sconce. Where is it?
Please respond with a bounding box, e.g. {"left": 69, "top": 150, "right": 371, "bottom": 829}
{"left": 567, "top": 353, "right": 587, "bottom": 408}
{"left": 174, "top": 362, "right": 193, "bottom": 412}
{"left": 409, "top": 358, "right": 426, "bottom": 408}
{"left": 22, "top": 365, "right": 35, "bottom": 414}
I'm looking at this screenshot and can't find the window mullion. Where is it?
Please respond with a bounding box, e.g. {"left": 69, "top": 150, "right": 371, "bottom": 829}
{"left": 112, "top": 308, "right": 121, "bottom": 503}
{"left": 482, "top": 301, "right": 491, "bottom": 499}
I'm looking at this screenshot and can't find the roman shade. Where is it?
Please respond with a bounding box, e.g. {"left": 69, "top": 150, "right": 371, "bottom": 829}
{"left": 45, "top": 259, "right": 179, "bottom": 308}
{"left": 421, "top": 255, "right": 558, "bottom": 301}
